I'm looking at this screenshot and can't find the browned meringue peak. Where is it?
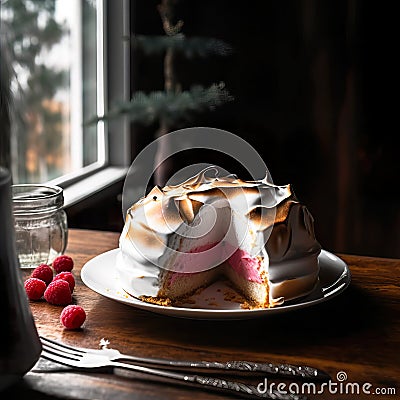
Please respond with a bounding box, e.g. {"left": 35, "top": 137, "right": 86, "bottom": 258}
{"left": 130, "top": 166, "right": 294, "bottom": 230}
{"left": 267, "top": 202, "right": 321, "bottom": 263}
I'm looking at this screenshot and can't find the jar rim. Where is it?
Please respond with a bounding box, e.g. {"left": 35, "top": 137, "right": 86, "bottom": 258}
{"left": 12, "top": 184, "right": 63, "bottom": 202}
{"left": 12, "top": 184, "right": 64, "bottom": 215}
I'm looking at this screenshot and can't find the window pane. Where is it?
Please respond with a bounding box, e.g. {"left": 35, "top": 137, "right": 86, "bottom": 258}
{"left": 82, "top": 0, "right": 98, "bottom": 166}
{"left": 0, "top": 0, "right": 102, "bottom": 183}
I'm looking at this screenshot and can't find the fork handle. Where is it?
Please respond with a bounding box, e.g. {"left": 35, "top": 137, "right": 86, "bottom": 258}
{"left": 110, "top": 361, "right": 307, "bottom": 400}
{"left": 117, "top": 355, "right": 329, "bottom": 380}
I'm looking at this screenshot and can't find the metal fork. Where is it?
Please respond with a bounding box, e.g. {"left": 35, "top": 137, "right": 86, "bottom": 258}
{"left": 40, "top": 336, "right": 308, "bottom": 400}
{"left": 40, "top": 336, "right": 329, "bottom": 380}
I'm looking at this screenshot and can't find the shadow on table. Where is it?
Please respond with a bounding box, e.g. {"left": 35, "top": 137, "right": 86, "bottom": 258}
{"left": 92, "top": 281, "right": 390, "bottom": 358}
{"left": 145, "top": 284, "right": 381, "bottom": 343}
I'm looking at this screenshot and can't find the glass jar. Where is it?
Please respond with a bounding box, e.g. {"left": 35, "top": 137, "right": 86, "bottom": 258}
{"left": 12, "top": 184, "right": 68, "bottom": 268}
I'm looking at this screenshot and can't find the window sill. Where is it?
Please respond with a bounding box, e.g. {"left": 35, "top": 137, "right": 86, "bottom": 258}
{"left": 60, "top": 166, "right": 128, "bottom": 208}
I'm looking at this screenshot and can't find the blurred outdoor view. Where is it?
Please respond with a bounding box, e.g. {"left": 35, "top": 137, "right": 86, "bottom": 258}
{"left": 0, "top": 0, "right": 99, "bottom": 183}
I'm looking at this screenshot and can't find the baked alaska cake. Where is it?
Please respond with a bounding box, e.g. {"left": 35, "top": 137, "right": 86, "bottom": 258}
{"left": 119, "top": 167, "right": 321, "bottom": 308}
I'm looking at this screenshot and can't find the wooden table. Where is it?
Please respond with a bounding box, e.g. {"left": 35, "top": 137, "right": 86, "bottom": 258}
{"left": 5, "top": 229, "right": 399, "bottom": 399}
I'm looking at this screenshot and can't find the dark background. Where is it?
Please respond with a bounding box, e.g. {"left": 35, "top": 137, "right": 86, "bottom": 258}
{"left": 69, "top": 0, "right": 399, "bottom": 259}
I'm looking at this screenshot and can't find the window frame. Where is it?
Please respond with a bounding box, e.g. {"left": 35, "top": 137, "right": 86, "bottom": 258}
{"left": 47, "top": 0, "right": 131, "bottom": 208}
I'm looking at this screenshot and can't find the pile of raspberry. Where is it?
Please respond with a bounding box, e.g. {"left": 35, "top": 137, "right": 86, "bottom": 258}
{"left": 24, "top": 255, "right": 86, "bottom": 330}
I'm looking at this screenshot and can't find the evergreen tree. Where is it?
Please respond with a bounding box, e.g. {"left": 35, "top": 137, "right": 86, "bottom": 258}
{"left": 0, "top": 0, "right": 66, "bottom": 182}
{"left": 88, "top": 0, "right": 233, "bottom": 184}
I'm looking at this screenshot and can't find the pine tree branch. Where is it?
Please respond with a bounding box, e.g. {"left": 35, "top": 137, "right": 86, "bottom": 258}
{"left": 133, "top": 34, "right": 233, "bottom": 58}
{"left": 85, "top": 83, "right": 234, "bottom": 126}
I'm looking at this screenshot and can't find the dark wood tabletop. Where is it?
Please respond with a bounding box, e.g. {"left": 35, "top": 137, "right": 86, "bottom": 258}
{"left": 5, "top": 229, "right": 399, "bottom": 400}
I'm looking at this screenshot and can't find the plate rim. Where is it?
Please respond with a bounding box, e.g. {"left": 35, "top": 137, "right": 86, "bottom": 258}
{"left": 81, "top": 248, "right": 351, "bottom": 319}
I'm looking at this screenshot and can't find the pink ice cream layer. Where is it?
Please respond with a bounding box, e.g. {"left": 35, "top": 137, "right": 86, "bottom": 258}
{"left": 227, "top": 248, "right": 263, "bottom": 283}
{"left": 168, "top": 242, "right": 263, "bottom": 285}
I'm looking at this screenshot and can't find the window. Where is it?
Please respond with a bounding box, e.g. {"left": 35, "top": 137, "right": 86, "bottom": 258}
{"left": 0, "top": 0, "right": 107, "bottom": 183}
{"left": 1, "top": 0, "right": 130, "bottom": 207}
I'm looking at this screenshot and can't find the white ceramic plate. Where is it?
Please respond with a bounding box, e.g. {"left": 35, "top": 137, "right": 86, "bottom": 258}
{"left": 81, "top": 249, "right": 350, "bottom": 319}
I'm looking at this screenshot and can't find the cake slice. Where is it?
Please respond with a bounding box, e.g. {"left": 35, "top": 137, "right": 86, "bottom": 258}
{"left": 119, "top": 167, "right": 321, "bottom": 308}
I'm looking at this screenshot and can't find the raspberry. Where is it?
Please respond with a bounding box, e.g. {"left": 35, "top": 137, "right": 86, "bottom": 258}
{"left": 53, "top": 255, "right": 74, "bottom": 273}
{"left": 60, "top": 305, "right": 86, "bottom": 329}
{"left": 44, "top": 280, "right": 72, "bottom": 305}
{"left": 31, "top": 264, "right": 53, "bottom": 285}
{"left": 53, "top": 272, "right": 75, "bottom": 292}
{"left": 24, "top": 278, "right": 46, "bottom": 300}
